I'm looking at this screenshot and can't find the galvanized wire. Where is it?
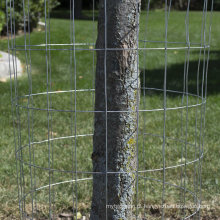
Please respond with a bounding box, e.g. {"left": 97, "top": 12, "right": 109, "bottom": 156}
{"left": 7, "top": 0, "right": 214, "bottom": 219}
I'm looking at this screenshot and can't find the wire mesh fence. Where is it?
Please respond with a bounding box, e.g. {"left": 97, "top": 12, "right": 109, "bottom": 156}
{"left": 7, "top": 0, "right": 213, "bottom": 219}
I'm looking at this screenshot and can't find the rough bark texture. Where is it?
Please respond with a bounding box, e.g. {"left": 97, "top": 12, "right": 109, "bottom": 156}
{"left": 91, "top": 1, "right": 141, "bottom": 219}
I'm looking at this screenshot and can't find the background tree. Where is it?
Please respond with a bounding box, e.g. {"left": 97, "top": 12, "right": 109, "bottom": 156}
{"left": 56, "top": 0, "right": 83, "bottom": 18}
{"left": 74, "top": 0, "right": 82, "bottom": 19}
{"left": 90, "top": 0, "right": 141, "bottom": 219}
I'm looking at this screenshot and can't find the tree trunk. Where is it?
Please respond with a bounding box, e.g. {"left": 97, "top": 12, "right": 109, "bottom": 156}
{"left": 91, "top": 1, "right": 141, "bottom": 219}
{"left": 74, "top": 0, "right": 82, "bottom": 19}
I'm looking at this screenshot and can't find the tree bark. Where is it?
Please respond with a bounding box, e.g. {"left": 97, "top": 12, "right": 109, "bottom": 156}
{"left": 91, "top": 1, "right": 141, "bottom": 219}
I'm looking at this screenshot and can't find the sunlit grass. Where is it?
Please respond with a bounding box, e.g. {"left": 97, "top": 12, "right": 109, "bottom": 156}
{"left": 0, "top": 10, "right": 219, "bottom": 219}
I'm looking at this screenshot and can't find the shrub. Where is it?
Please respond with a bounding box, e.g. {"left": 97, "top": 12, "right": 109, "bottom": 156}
{"left": 0, "top": 0, "right": 59, "bottom": 35}
{"left": 0, "top": 10, "right": 5, "bottom": 33}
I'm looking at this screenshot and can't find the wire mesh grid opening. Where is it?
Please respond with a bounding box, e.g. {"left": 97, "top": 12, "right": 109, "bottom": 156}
{"left": 7, "top": 0, "right": 213, "bottom": 219}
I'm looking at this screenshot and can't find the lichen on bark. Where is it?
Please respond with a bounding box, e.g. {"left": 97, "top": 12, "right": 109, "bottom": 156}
{"left": 90, "top": 1, "right": 141, "bottom": 219}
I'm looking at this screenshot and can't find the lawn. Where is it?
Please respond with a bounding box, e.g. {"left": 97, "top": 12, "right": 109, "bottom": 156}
{"left": 0, "top": 10, "right": 219, "bottom": 219}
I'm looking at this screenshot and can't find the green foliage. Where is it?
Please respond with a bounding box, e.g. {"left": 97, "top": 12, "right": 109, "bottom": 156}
{"left": 0, "top": 10, "right": 5, "bottom": 33}
{"left": 0, "top": 0, "right": 59, "bottom": 34}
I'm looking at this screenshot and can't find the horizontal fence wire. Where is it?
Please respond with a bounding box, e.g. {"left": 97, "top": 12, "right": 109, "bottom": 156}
{"left": 6, "top": 0, "right": 214, "bottom": 219}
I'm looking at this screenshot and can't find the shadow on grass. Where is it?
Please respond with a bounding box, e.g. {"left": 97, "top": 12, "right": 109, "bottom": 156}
{"left": 140, "top": 50, "right": 220, "bottom": 96}
{"left": 1, "top": 49, "right": 219, "bottom": 98}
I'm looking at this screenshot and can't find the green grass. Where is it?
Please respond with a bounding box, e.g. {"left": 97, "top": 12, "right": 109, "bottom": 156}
{"left": 0, "top": 11, "right": 219, "bottom": 219}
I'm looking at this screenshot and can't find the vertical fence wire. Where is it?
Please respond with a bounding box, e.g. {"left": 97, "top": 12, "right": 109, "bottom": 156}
{"left": 6, "top": 0, "right": 214, "bottom": 219}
